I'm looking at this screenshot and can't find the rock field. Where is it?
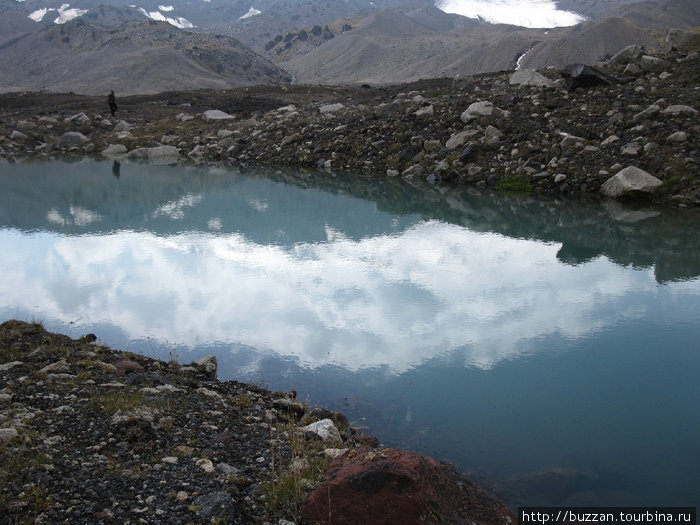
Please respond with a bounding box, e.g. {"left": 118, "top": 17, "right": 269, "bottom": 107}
{"left": 1, "top": 32, "right": 698, "bottom": 207}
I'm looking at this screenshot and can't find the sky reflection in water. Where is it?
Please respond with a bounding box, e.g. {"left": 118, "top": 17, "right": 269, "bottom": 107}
{"left": 1, "top": 160, "right": 699, "bottom": 507}
{"left": 1, "top": 223, "right": 678, "bottom": 373}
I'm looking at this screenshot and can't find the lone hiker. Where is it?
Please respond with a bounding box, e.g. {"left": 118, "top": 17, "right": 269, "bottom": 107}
{"left": 108, "top": 90, "right": 117, "bottom": 117}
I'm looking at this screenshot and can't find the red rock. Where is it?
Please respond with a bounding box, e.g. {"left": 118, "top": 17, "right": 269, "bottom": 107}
{"left": 113, "top": 359, "right": 144, "bottom": 375}
{"left": 301, "top": 447, "right": 515, "bottom": 525}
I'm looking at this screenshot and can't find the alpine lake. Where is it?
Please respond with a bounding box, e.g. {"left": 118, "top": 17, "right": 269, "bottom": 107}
{"left": 1, "top": 159, "right": 698, "bottom": 508}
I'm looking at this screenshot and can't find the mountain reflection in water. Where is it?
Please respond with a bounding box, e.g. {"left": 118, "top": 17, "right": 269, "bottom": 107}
{"left": 1, "top": 160, "right": 698, "bottom": 507}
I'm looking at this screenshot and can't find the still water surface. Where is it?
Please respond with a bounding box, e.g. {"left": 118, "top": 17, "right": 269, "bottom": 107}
{"left": 1, "top": 160, "right": 699, "bottom": 507}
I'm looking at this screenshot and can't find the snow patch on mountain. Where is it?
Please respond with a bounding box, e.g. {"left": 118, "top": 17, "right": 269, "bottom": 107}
{"left": 238, "top": 7, "right": 262, "bottom": 20}
{"left": 28, "top": 3, "right": 88, "bottom": 24}
{"left": 137, "top": 7, "right": 194, "bottom": 28}
{"left": 435, "top": 0, "right": 585, "bottom": 28}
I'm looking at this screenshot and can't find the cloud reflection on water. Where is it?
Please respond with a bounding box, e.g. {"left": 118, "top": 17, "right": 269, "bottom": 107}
{"left": 0, "top": 218, "right": 672, "bottom": 373}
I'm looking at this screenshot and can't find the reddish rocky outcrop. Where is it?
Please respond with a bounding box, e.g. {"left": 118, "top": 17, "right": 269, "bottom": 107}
{"left": 301, "top": 447, "right": 516, "bottom": 525}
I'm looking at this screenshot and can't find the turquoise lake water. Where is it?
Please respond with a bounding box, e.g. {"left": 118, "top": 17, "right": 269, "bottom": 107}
{"left": 1, "top": 159, "right": 698, "bottom": 507}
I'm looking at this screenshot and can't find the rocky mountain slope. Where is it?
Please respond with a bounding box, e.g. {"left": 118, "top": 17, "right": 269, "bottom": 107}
{"left": 281, "top": 0, "right": 700, "bottom": 84}
{"left": 4, "top": 0, "right": 697, "bottom": 92}
{"left": 0, "top": 15, "right": 292, "bottom": 95}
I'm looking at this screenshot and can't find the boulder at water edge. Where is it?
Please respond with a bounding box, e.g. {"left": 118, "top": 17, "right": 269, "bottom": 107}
{"left": 600, "top": 166, "right": 663, "bottom": 198}
{"left": 300, "top": 447, "right": 515, "bottom": 525}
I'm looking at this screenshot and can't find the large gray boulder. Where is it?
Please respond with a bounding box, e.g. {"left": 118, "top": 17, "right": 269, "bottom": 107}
{"left": 509, "top": 69, "right": 552, "bottom": 87}
{"left": 102, "top": 144, "right": 128, "bottom": 159}
{"left": 608, "top": 45, "right": 644, "bottom": 66}
{"left": 147, "top": 145, "right": 179, "bottom": 164}
{"left": 665, "top": 28, "right": 700, "bottom": 52}
{"left": 600, "top": 166, "right": 663, "bottom": 198}
{"left": 202, "top": 110, "right": 234, "bottom": 122}
{"left": 59, "top": 132, "right": 89, "bottom": 147}
{"left": 300, "top": 418, "right": 341, "bottom": 442}
{"left": 461, "top": 101, "right": 494, "bottom": 122}
{"left": 125, "top": 146, "right": 179, "bottom": 164}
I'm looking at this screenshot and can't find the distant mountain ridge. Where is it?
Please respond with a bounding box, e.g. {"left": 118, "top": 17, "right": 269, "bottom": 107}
{"left": 0, "top": 11, "right": 291, "bottom": 94}
{"left": 1, "top": 0, "right": 698, "bottom": 93}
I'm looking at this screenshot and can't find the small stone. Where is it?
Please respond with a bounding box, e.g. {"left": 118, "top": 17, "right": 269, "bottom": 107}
{"left": 203, "top": 110, "right": 234, "bottom": 121}
{"left": 196, "top": 458, "right": 215, "bottom": 473}
{"left": 175, "top": 445, "right": 194, "bottom": 456}
{"left": 601, "top": 135, "right": 620, "bottom": 146}
{"left": 620, "top": 143, "right": 641, "bottom": 156}
{"left": 196, "top": 387, "right": 222, "bottom": 400}
{"left": 509, "top": 69, "right": 552, "bottom": 87}
{"left": 58, "top": 132, "right": 88, "bottom": 147}
{"left": 194, "top": 491, "right": 235, "bottom": 519}
{"left": 102, "top": 144, "right": 127, "bottom": 158}
{"left": 423, "top": 139, "right": 441, "bottom": 152}
{"left": 631, "top": 105, "right": 660, "bottom": 123}
{"left": 319, "top": 103, "right": 344, "bottom": 114}
{"left": 661, "top": 105, "right": 697, "bottom": 117}
{"left": 666, "top": 131, "right": 688, "bottom": 143}
{"left": 217, "top": 463, "right": 241, "bottom": 476}
{"left": 324, "top": 448, "right": 349, "bottom": 459}
{"left": 113, "top": 121, "right": 132, "bottom": 132}
{"left": 401, "top": 164, "right": 424, "bottom": 180}
{"left": 461, "top": 101, "right": 494, "bottom": 122}
{"left": 560, "top": 134, "right": 584, "bottom": 149}
{"left": 415, "top": 105, "right": 434, "bottom": 117}
{"left": 39, "top": 360, "right": 69, "bottom": 375}
{"left": 0, "top": 428, "right": 19, "bottom": 441}
{"left": 195, "top": 355, "right": 217, "bottom": 380}
{"left": 0, "top": 361, "right": 23, "bottom": 371}
{"left": 300, "top": 419, "right": 341, "bottom": 442}
{"left": 554, "top": 174, "right": 568, "bottom": 183}
{"left": 446, "top": 129, "right": 478, "bottom": 150}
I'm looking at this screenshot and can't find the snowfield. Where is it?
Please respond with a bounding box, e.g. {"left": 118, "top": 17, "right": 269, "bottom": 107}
{"left": 435, "top": 0, "right": 586, "bottom": 28}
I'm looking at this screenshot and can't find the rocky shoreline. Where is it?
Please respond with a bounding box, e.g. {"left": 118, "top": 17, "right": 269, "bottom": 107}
{"left": 1, "top": 32, "right": 698, "bottom": 208}
{"left": 0, "top": 320, "right": 516, "bottom": 524}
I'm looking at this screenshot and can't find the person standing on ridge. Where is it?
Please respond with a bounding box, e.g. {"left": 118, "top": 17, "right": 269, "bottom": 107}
{"left": 108, "top": 90, "right": 117, "bottom": 117}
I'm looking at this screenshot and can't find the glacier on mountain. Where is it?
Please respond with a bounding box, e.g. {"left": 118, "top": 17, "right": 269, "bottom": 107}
{"left": 239, "top": 7, "right": 262, "bottom": 20}
{"left": 137, "top": 8, "right": 194, "bottom": 28}
{"left": 28, "top": 3, "right": 88, "bottom": 24}
{"left": 435, "top": 0, "right": 585, "bottom": 28}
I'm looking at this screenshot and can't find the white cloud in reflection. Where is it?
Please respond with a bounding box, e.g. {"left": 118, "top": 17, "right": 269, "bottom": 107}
{"left": 153, "top": 193, "right": 203, "bottom": 220}
{"left": 47, "top": 206, "right": 103, "bottom": 227}
{"left": 2, "top": 222, "right": 693, "bottom": 373}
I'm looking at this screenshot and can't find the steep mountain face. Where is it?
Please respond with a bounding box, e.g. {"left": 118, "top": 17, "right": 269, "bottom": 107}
{"left": 0, "top": 16, "right": 292, "bottom": 94}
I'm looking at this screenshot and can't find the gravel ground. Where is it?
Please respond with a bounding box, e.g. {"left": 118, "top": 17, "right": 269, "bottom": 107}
{"left": 0, "top": 320, "right": 365, "bottom": 524}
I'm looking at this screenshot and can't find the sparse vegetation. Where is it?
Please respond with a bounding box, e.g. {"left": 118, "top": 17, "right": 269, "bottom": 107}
{"left": 497, "top": 175, "right": 534, "bottom": 193}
